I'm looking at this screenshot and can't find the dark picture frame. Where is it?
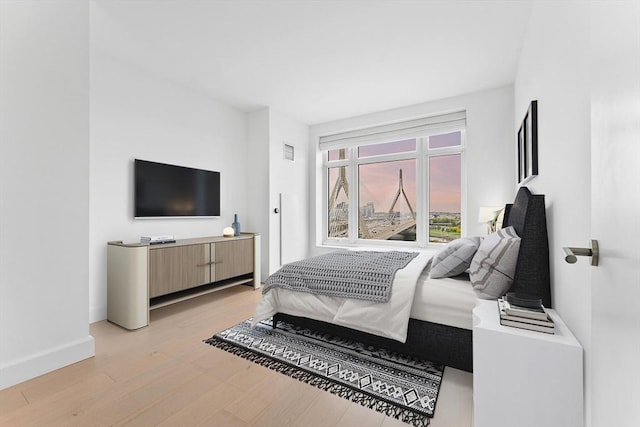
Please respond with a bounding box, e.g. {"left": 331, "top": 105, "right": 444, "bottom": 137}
{"left": 517, "top": 125, "right": 525, "bottom": 183}
{"left": 518, "top": 100, "right": 538, "bottom": 183}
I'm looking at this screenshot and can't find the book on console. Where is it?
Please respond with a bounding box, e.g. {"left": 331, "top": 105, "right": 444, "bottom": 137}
{"left": 500, "top": 318, "right": 555, "bottom": 334}
{"left": 499, "top": 310, "right": 554, "bottom": 327}
{"left": 498, "top": 298, "right": 553, "bottom": 325}
{"left": 141, "top": 235, "right": 175, "bottom": 240}
{"left": 499, "top": 297, "right": 549, "bottom": 321}
{"left": 140, "top": 235, "right": 176, "bottom": 244}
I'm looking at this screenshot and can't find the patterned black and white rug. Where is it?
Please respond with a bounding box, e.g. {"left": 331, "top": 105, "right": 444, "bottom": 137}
{"left": 205, "top": 319, "right": 443, "bottom": 426}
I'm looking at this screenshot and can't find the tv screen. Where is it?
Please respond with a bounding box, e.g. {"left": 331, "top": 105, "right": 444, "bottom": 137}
{"left": 134, "top": 159, "right": 220, "bottom": 218}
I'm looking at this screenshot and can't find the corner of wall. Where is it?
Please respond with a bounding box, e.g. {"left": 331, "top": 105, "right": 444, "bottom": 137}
{"left": 0, "top": 336, "right": 95, "bottom": 391}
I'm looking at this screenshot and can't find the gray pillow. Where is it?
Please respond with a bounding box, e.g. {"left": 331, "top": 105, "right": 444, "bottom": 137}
{"left": 469, "top": 226, "right": 521, "bottom": 299}
{"left": 430, "top": 237, "right": 482, "bottom": 279}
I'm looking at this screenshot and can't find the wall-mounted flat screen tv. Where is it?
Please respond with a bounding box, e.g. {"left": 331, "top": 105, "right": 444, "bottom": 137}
{"left": 134, "top": 159, "right": 220, "bottom": 218}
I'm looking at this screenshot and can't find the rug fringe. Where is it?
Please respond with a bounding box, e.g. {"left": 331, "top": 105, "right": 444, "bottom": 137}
{"left": 204, "top": 337, "right": 430, "bottom": 427}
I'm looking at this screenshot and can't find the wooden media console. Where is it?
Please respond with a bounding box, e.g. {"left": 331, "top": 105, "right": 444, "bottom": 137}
{"left": 107, "top": 233, "right": 261, "bottom": 329}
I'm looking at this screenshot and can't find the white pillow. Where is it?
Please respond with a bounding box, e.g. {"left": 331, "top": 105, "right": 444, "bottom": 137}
{"left": 469, "top": 226, "right": 521, "bottom": 299}
{"left": 430, "top": 237, "right": 482, "bottom": 279}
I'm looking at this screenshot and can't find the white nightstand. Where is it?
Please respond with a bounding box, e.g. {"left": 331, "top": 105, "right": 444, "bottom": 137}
{"left": 472, "top": 299, "right": 583, "bottom": 427}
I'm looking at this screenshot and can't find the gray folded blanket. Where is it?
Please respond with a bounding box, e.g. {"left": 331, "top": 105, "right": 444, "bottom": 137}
{"left": 263, "top": 250, "right": 419, "bottom": 303}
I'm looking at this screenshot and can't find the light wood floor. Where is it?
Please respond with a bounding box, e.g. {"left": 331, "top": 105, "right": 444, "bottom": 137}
{"left": 0, "top": 286, "right": 473, "bottom": 426}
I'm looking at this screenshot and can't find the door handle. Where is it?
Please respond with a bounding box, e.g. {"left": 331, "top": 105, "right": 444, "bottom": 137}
{"left": 563, "top": 240, "right": 599, "bottom": 266}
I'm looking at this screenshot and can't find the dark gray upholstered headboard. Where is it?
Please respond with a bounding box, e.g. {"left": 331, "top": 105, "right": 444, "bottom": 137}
{"left": 502, "top": 186, "right": 552, "bottom": 308}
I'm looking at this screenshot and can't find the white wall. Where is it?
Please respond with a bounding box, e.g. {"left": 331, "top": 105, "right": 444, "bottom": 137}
{"left": 89, "top": 51, "right": 249, "bottom": 321}
{"left": 515, "top": 4, "right": 640, "bottom": 427}
{"left": 0, "top": 1, "right": 94, "bottom": 389}
{"left": 308, "top": 85, "right": 515, "bottom": 252}
{"left": 514, "top": 2, "right": 592, "bottom": 419}
{"left": 269, "top": 110, "right": 309, "bottom": 271}
{"left": 246, "top": 109, "right": 271, "bottom": 281}
{"left": 247, "top": 108, "right": 309, "bottom": 280}
{"left": 515, "top": 2, "right": 591, "bottom": 326}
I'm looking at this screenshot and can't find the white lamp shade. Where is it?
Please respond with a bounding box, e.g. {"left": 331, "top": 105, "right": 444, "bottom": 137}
{"left": 478, "top": 206, "right": 504, "bottom": 223}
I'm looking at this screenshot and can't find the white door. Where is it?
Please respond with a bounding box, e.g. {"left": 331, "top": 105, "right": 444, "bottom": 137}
{"left": 590, "top": 3, "right": 640, "bottom": 427}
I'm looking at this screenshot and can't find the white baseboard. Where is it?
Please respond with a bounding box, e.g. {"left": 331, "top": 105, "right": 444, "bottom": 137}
{"left": 0, "top": 335, "right": 95, "bottom": 390}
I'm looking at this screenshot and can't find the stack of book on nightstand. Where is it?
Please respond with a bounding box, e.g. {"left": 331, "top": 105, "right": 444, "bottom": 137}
{"left": 497, "top": 293, "right": 555, "bottom": 334}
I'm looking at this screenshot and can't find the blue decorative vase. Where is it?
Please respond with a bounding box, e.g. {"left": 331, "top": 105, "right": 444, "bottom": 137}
{"left": 232, "top": 214, "right": 241, "bottom": 236}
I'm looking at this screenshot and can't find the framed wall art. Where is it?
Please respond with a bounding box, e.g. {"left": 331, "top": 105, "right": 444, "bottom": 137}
{"left": 517, "top": 124, "right": 525, "bottom": 183}
{"left": 518, "top": 100, "right": 538, "bottom": 183}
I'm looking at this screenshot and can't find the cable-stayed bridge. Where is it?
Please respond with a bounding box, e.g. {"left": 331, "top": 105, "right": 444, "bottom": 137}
{"left": 328, "top": 168, "right": 416, "bottom": 240}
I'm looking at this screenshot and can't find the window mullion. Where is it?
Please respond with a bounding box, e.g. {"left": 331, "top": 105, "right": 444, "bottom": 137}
{"left": 324, "top": 160, "right": 350, "bottom": 168}
{"left": 355, "top": 151, "right": 416, "bottom": 166}
{"left": 348, "top": 147, "right": 358, "bottom": 243}
{"left": 323, "top": 164, "right": 328, "bottom": 242}
{"left": 416, "top": 137, "right": 426, "bottom": 247}
{"left": 423, "top": 138, "right": 431, "bottom": 247}
{"left": 424, "top": 146, "right": 462, "bottom": 157}
{"left": 460, "top": 131, "right": 467, "bottom": 237}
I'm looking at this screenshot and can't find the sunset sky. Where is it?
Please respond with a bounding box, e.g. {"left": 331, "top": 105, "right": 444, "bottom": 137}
{"left": 330, "top": 132, "right": 461, "bottom": 214}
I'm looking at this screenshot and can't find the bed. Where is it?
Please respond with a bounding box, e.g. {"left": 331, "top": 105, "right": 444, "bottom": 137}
{"left": 254, "top": 186, "right": 550, "bottom": 372}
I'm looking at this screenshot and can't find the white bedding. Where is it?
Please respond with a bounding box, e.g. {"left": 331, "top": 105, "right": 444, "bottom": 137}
{"left": 252, "top": 248, "right": 478, "bottom": 342}
{"left": 409, "top": 267, "right": 477, "bottom": 330}
{"left": 252, "top": 250, "right": 432, "bottom": 342}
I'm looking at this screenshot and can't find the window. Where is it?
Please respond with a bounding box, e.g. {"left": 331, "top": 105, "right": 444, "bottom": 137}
{"left": 428, "top": 152, "right": 461, "bottom": 243}
{"left": 322, "top": 113, "right": 465, "bottom": 246}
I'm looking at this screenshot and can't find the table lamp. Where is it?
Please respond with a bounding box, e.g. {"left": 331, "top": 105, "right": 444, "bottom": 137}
{"left": 478, "top": 206, "right": 504, "bottom": 234}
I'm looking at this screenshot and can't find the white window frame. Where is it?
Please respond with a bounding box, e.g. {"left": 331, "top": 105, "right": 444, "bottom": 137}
{"left": 321, "top": 123, "right": 466, "bottom": 248}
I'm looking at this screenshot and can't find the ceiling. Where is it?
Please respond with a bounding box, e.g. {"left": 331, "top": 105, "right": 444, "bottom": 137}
{"left": 91, "top": 0, "right": 533, "bottom": 125}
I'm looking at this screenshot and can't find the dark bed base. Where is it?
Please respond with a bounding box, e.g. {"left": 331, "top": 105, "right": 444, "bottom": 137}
{"left": 273, "top": 312, "right": 473, "bottom": 372}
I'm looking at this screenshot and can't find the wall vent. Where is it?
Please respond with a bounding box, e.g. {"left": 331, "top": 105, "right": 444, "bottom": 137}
{"left": 284, "top": 144, "right": 294, "bottom": 161}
